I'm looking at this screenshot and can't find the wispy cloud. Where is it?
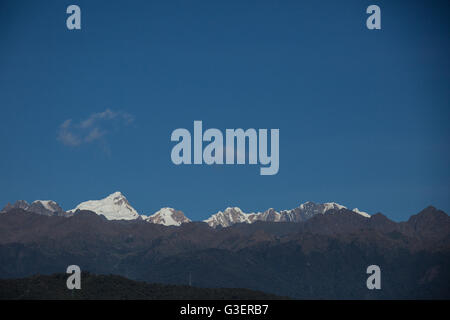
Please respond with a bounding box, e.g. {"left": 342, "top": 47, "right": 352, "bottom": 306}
{"left": 57, "top": 109, "right": 134, "bottom": 148}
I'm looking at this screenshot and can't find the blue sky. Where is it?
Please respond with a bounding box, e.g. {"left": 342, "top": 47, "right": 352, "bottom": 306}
{"left": 0, "top": 0, "right": 449, "bottom": 221}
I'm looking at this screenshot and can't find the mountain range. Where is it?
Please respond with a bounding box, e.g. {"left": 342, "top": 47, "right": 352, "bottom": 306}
{"left": 0, "top": 191, "right": 370, "bottom": 227}
{"left": 0, "top": 201, "right": 448, "bottom": 299}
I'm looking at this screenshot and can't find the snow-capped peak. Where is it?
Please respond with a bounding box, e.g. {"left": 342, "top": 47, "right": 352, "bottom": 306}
{"left": 204, "top": 201, "right": 371, "bottom": 228}
{"left": 2, "top": 192, "right": 371, "bottom": 227}
{"left": 106, "top": 191, "right": 124, "bottom": 199}
{"left": 145, "top": 207, "right": 191, "bottom": 226}
{"left": 0, "top": 199, "right": 67, "bottom": 216}
{"left": 204, "top": 207, "right": 253, "bottom": 228}
{"left": 33, "top": 200, "right": 58, "bottom": 212}
{"left": 323, "top": 202, "right": 347, "bottom": 211}
{"left": 68, "top": 191, "right": 139, "bottom": 220}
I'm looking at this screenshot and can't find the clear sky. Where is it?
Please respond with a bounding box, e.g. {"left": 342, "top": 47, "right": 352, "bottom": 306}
{"left": 0, "top": 0, "right": 449, "bottom": 221}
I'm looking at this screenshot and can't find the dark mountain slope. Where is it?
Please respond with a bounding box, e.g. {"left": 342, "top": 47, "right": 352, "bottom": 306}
{"left": 0, "top": 272, "right": 285, "bottom": 300}
{"left": 0, "top": 207, "right": 449, "bottom": 299}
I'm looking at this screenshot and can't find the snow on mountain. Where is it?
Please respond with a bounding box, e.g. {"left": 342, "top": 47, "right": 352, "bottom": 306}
{"left": 68, "top": 191, "right": 139, "bottom": 220}
{"left": 2, "top": 192, "right": 370, "bottom": 228}
{"left": 1, "top": 199, "right": 67, "bottom": 216}
{"left": 252, "top": 208, "right": 281, "bottom": 223}
{"left": 204, "top": 207, "right": 257, "bottom": 228}
{"left": 145, "top": 207, "right": 191, "bottom": 226}
{"left": 204, "top": 201, "right": 371, "bottom": 228}
{"left": 30, "top": 200, "right": 66, "bottom": 216}
{"left": 35, "top": 200, "right": 54, "bottom": 211}
{"left": 352, "top": 208, "right": 370, "bottom": 218}
{"left": 1, "top": 200, "right": 30, "bottom": 213}
{"left": 323, "top": 202, "right": 347, "bottom": 212}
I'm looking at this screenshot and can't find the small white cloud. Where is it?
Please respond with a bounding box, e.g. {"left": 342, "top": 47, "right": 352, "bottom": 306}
{"left": 84, "top": 127, "right": 106, "bottom": 143}
{"left": 57, "top": 109, "right": 133, "bottom": 149}
{"left": 79, "top": 109, "right": 118, "bottom": 129}
{"left": 58, "top": 124, "right": 82, "bottom": 146}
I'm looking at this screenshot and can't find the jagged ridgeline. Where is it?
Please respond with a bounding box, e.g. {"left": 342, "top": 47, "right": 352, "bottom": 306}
{"left": 0, "top": 191, "right": 370, "bottom": 227}
{"left": 0, "top": 194, "right": 449, "bottom": 299}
